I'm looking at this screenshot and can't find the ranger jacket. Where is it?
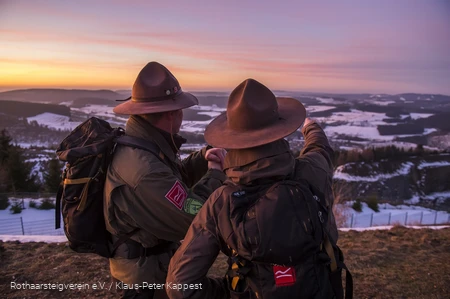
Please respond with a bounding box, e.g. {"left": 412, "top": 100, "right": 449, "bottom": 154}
{"left": 166, "top": 121, "right": 337, "bottom": 299}
{"left": 103, "top": 115, "right": 226, "bottom": 297}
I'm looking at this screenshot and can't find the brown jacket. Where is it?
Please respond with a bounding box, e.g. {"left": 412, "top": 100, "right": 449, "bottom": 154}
{"left": 103, "top": 116, "right": 227, "bottom": 297}
{"left": 166, "top": 121, "right": 337, "bottom": 299}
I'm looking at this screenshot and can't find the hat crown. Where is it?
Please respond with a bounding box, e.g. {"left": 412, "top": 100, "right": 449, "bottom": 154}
{"left": 227, "top": 79, "right": 279, "bottom": 131}
{"left": 132, "top": 62, "right": 181, "bottom": 101}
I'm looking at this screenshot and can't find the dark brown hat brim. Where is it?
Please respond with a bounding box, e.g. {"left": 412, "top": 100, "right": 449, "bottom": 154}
{"left": 204, "top": 97, "right": 306, "bottom": 149}
{"left": 113, "top": 91, "right": 199, "bottom": 115}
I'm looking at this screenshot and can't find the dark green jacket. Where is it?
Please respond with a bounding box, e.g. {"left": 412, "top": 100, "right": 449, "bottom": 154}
{"left": 104, "top": 115, "right": 226, "bottom": 296}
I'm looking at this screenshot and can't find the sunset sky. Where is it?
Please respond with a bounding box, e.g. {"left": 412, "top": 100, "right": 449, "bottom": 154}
{"left": 0, "top": 0, "right": 449, "bottom": 94}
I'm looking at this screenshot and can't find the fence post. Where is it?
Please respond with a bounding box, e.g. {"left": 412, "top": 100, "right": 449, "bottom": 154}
{"left": 405, "top": 212, "right": 408, "bottom": 226}
{"left": 434, "top": 211, "right": 438, "bottom": 225}
{"left": 350, "top": 214, "right": 354, "bottom": 228}
{"left": 370, "top": 213, "right": 373, "bottom": 227}
{"left": 20, "top": 217, "right": 25, "bottom": 235}
{"left": 420, "top": 212, "right": 423, "bottom": 225}
{"left": 388, "top": 212, "right": 391, "bottom": 225}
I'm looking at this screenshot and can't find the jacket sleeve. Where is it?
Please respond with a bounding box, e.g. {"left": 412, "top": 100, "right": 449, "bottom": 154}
{"left": 166, "top": 195, "right": 228, "bottom": 299}
{"left": 299, "top": 121, "right": 334, "bottom": 175}
{"left": 298, "top": 121, "right": 339, "bottom": 243}
{"left": 180, "top": 146, "right": 210, "bottom": 187}
{"left": 114, "top": 160, "right": 227, "bottom": 243}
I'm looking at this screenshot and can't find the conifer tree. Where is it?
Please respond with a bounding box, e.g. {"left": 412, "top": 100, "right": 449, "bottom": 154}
{"left": 6, "top": 147, "right": 39, "bottom": 192}
{"left": 43, "top": 158, "right": 63, "bottom": 192}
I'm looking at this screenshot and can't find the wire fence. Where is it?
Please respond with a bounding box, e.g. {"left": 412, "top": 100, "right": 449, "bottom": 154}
{"left": 0, "top": 217, "right": 64, "bottom": 236}
{"left": 0, "top": 211, "right": 448, "bottom": 236}
{"left": 0, "top": 192, "right": 449, "bottom": 235}
{"left": 345, "top": 210, "right": 450, "bottom": 228}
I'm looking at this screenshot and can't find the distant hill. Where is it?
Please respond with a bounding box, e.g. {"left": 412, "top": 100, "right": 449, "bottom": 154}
{"left": 0, "top": 100, "right": 70, "bottom": 117}
{"left": 1, "top": 88, "right": 448, "bottom": 108}
{"left": 0, "top": 89, "right": 123, "bottom": 104}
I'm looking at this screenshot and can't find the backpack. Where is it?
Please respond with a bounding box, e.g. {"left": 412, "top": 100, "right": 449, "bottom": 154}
{"left": 55, "top": 117, "right": 161, "bottom": 258}
{"left": 224, "top": 178, "right": 353, "bottom": 299}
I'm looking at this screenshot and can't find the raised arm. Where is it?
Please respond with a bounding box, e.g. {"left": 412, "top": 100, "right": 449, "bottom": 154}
{"left": 299, "top": 118, "right": 334, "bottom": 174}
{"left": 181, "top": 146, "right": 226, "bottom": 187}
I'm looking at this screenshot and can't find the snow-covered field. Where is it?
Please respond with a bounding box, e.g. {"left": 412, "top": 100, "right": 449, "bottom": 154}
{"left": 27, "top": 113, "right": 80, "bottom": 131}
{"left": 20, "top": 101, "right": 440, "bottom": 151}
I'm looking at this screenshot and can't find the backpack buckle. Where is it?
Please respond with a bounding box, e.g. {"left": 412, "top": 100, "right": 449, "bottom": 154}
{"left": 318, "top": 211, "right": 324, "bottom": 223}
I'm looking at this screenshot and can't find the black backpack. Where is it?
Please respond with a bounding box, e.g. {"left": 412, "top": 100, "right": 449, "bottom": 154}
{"left": 224, "top": 178, "right": 353, "bottom": 299}
{"left": 55, "top": 117, "right": 161, "bottom": 258}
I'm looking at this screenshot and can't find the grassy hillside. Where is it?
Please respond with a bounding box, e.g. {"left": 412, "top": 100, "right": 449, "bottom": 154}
{"left": 0, "top": 227, "right": 449, "bottom": 298}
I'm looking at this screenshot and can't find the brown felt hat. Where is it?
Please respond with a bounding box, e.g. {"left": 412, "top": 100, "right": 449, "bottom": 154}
{"left": 113, "top": 62, "right": 198, "bottom": 114}
{"left": 204, "top": 79, "right": 306, "bottom": 149}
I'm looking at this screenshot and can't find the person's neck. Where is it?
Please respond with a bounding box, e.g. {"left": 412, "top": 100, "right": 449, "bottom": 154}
{"left": 151, "top": 121, "right": 173, "bottom": 134}
{"left": 147, "top": 120, "right": 186, "bottom": 154}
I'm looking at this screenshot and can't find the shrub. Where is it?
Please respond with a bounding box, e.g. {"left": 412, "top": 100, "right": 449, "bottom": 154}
{"left": 366, "top": 195, "right": 380, "bottom": 212}
{"left": 352, "top": 199, "right": 362, "bottom": 212}
{"left": 38, "top": 198, "right": 55, "bottom": 210}
{"left": 29, "top": 200, "right": 38, "bottom": 208}
{"left": 9, "top": 200, "right": 22, "bottom": 214}
{"left": 0, "top": 194, "right": 9, "bottom": 210}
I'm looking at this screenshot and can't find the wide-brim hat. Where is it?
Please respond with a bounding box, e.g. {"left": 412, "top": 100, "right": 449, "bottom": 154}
{"left": 204, "top": 79, "right": 306, "bottom": 149}
{"left": 113, "top": 61, "right": 198, "bottom": 114}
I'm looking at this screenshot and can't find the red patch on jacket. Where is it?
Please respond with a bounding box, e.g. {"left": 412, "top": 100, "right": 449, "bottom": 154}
{"left": 165, "top": 181, "right": 187, "bottom": 210}
{"left": 273, "top": 265, "right": 296, "bottom": 287}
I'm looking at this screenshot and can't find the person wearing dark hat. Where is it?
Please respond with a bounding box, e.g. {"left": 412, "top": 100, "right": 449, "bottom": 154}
{"left": 166, "top": 79, "right": 340, "bottom": 299}
{"left": 104, "top": 61, "right": 228, "bottom": 299}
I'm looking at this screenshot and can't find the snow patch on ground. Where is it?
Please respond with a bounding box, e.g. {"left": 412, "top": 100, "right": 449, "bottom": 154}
{"left": 418, "top": 161, "right": 450, "bottom": 169}
{"left": 410, "top": 113, "right": 433, "bottom": 120}
{"left": 369, "top": 100, "right": 396, "bottom": 106}
{"left": 334, "top": 162, "right": 414, "bottom": 182}
{"left": 306, "top": 105, "right": 336, "bottom": 113}
{"left": 316, "top": 97, "right": 335, "bottom": 104}
{"left": 0, "top": 235, "right": 67, "bottom": 243}
{"left": 27, "top": 113, "right": 80, "bottom": 131}
{"left": 339, "top": 225, "right": 449, "bottom": 232}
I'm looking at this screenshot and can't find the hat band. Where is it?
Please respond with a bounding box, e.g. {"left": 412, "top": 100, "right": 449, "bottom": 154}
{"left": 132, "top": 89, "right": 183, "bottom": 102}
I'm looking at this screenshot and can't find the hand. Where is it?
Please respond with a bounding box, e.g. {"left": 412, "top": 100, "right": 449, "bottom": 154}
{"left": 205, "top": 148, "right": 227, "bottom": 170}
{"left": 205, "top": 148, "right": 227, "bottom": 164}
{"left": 304, "top": 117, "right": 315, "bottom": 127}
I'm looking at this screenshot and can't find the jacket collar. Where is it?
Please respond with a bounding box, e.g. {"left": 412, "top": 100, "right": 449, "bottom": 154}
{"left": 224, "top": 139, "right": 295, "bottom": 185}
{"left": 125, "top": 115, "right": 183, "bottom": 162}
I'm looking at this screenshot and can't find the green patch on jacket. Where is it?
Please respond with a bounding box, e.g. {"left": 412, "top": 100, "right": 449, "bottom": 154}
{"left": 183, "top": 198, "right": 203, "bottom": 215}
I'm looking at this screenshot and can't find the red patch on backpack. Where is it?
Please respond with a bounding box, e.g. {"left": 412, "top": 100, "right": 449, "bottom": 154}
{"left": 165, "top": 181, "right": 187, "bottom": 210}
{"left": 273, "top": 265, "right": 296, "bottom": 287}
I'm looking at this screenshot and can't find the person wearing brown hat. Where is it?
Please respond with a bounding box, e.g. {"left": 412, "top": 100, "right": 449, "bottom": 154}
{"left": 104, "top": 62, "right": 228, "bottom": 299}
{"left": 166, "top": 79, "right": 343, "bottom": 299}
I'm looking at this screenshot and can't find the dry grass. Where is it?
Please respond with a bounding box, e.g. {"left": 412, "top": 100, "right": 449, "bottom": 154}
{"left": 332, "top": 182, "right": 353, "bottom": 227}
{"left": 1, "top": 227, "right": 450, "bottom": 298}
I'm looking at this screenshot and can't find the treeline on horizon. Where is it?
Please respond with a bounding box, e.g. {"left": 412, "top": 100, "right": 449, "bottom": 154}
{"left": 292, "top": 144, "right": 446, "bottom": 169}
{"left": 332, "top": 144, "right": 446, "bottom": 167}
